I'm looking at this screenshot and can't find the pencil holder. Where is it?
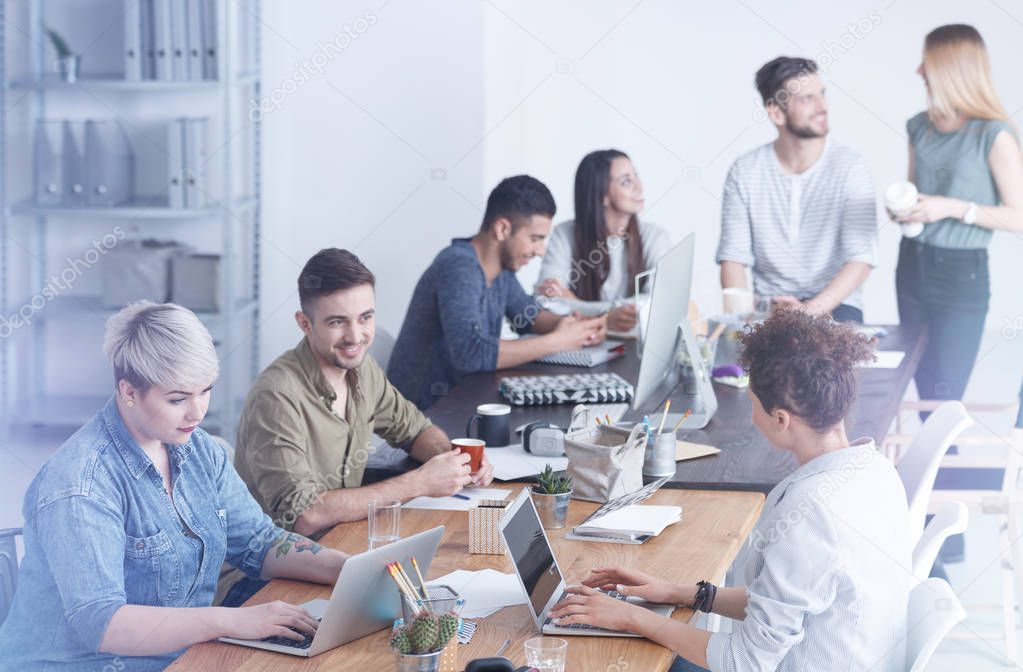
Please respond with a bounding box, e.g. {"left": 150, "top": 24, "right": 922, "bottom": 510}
{"left": 468, "top": 499, "right": 510, "bottom": 554}
{"left": 400, "top": 584, "right": 460, "bottom": 623}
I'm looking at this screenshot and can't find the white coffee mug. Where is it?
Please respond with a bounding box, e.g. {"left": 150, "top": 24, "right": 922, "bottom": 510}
{"left": 885, "top": 181, "right": 923, "bottom": 238}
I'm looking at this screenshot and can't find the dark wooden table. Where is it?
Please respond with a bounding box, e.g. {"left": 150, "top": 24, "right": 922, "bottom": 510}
{"left": 368, "top": 325, "right": 926, "bottom": 493}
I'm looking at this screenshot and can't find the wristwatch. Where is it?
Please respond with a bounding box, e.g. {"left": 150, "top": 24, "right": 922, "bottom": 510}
{"left": 963, "top": 201, "right": 978, "bottom": 225}
{"left": 693, "top": 580, "right": 718, "bottom": 613}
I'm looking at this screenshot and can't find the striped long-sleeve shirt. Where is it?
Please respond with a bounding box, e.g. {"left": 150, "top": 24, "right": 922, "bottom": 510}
{"left": 716, "top": 139, "right": 879, "bottom": 310}
{"left": 706, "top": 439, "right": 913, "bottom": 672}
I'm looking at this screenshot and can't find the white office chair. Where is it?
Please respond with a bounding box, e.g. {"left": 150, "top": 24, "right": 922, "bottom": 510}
{"left": 906, "top": 578, "right": 967, "bottom": 671}
{"left": 894, "top": 384, "right": 1023, "bottom": 664}
{"left": 912, "top": 501, "right": 969, "bottom": 581}
{"left": 210, "top": 434, "right": 236, "bottom": 464}
{"left": 369, "top": 327, "right": 397, "bottom": 372}
{"left": 892, "top": 401, "right": 973, "bottom": 541}
{"left": 0, "top": 528, "right": 23, "bottom": 625}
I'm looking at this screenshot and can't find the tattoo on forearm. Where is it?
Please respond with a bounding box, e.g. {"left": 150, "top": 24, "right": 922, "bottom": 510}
{"left": 272, "top": 531, "right": 324, "bottom": 559}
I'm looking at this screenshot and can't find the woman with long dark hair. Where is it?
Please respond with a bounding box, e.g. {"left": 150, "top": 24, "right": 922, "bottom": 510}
{"left": 536, "top": 149, "right": 671, "bottom": 333}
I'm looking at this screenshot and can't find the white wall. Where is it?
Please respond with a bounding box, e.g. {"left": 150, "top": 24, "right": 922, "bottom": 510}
{"left": 262, "top": 0, "right": 1023, "bottom": 368}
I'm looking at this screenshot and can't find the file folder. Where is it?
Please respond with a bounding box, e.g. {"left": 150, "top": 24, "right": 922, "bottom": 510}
{"left": 185, "top": 0, "right": 204, "bottom": 80}
{"left": 34, "top": 120, "right": 64, "bottom": 206}
{"left": 201, "top": 0, "right": 218, "bottom": 80}
{"left": 62, "top": 121, "right": 88, "bottom": 207}
{"left": 183, "top": 117, "right": 209, "bottom": 208}
{"left": 140, "top": 0, "right": 156, "bottom": 79}
{"left": 166, "top": 119, "right": 185, "bottom": 209}
{"left": 85, "top": 120, "right": 134, "bottom": 207}
{"left": 123, "top": 0, "right": 143, "bottom": 81}
{"left": 152, "top": 0, "right": 173, "bottom": 81}
{"left": 169, "top": 0, "right": 188, "bottom": 80}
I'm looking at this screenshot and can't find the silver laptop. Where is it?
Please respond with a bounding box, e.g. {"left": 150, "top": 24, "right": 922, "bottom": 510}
{"left": 498, "top": 489, "right": 673, "bottom": 637}
{"left": 219, "top": 526, "right": 444, "bottom": 656}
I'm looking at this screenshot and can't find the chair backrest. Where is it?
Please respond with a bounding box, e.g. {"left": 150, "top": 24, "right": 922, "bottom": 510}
{"left": 210, "top": 434, "right": 235, "bottom": 464}
{"left": 896, "top": 401, "right": 973, "bottom": 540}
{"left": 369, "top": 327, "right": 397, "bottom": 372}
{"left": 0, "top": 528, "right": 23, "bottom": 626}
{"left": 912, "top": 501, "right": 968, "bottom": 581}
{"left": 906, "top": 578, "right": 966, "bottom": 671}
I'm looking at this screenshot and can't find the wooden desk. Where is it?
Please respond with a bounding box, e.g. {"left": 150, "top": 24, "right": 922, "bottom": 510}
{"left": 169, "top": 488, "right": 764, "bottom": 671}
{"left": 367, "top": 324, "right": 926, "bottom": 493}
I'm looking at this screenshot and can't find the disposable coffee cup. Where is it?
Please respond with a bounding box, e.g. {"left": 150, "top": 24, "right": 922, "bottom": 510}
{"left": 452, "top": 438, "right": 485, "bottom": 472}
{"left": 885, "top": 181, "right": 923, "bottom": 238}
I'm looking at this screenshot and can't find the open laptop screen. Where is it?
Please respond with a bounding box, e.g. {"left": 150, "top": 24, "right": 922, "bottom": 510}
{"left": 503, "top": 498, "right": 563, "bottom": 617}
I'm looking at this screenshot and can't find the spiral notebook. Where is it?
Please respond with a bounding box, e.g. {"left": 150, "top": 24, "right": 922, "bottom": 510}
{"left": 535, "top": 339, "right": 627, "bottom": 367}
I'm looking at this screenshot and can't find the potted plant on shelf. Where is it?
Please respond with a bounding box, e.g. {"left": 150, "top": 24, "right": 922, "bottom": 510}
{"left": 531, "top": 464, "right": 573, "bottom": 529}
{"left": 389, "top": 611, "right": 460, "bottom": 672}
{"left": 46, "top": 27, "right": 79, "bottom": 83}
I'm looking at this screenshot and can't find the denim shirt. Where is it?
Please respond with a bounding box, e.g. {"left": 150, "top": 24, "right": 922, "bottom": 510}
{"left": 0, "top": 396, "right": 281, "bottom": 671}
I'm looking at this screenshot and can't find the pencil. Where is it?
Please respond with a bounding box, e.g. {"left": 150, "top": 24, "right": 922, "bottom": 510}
{"left": 656, "top": 399, "right": 671, "bottom": 435}
{"left": 671, "top": 408, "right": 693, "bottom": 433}
{"left": 605, "top": 414, "right": 612, "bottom": 425}
{"left": 386, "top": 564, "right": 422, "bottom": 615}
{"left": 411, "top": 556, "right": 431, "bottom": 600}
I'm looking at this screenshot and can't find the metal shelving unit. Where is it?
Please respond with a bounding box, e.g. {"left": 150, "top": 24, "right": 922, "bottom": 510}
{"left": 0, "top": 0, "right": 262, "bottom": 435}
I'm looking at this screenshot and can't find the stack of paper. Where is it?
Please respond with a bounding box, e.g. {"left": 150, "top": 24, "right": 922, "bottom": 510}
{"left": 487, "top": 444, "right": 569, "bottom": 481}
{"left": 426, "top": 569, "right": 525, "bottom": 619}
{"left": 574, "top": 504, "right": 682, "bottom": 538}
{"left": 403, "top": 487, "right": 511, "bottom": 511}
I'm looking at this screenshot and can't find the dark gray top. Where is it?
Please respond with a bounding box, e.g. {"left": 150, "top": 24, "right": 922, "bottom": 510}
{"left": 388, "top": 238, "right": 537, "bottom": 409}
{"left": 908, "top": 111, "right": 1014, "bottom": 249}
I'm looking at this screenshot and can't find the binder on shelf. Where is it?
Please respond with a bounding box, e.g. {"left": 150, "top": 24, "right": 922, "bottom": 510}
{"left": 169, "top": 0, "right": 188, "bottom": 81}
{"left": 85, "top": 121, "right": 134, "bottom": 207}
{"left": 34, "top": 121, "right": 64, "bottom": 206}
{"left": 123, "top": 0, "right": 143, "bottom": 81}
{"left": 183, "top": 117, "right": 210, "bottom": 208}
{"left": 62, "top": 121, "right": 88, "bottom": 207}
{"left": 152, "top": 0, "right": 173, "bottom": 81}
{"left": 166, "top": 119, "right": 186, "bottom": 209}
{"left": 185, "top": 0, "right": 204, "bottom": 80}
{"left": 140, "top": 0, "right": 156, "bottom": 79}
{"left": 201, "top": 0, "right": 218, "bottom": 80}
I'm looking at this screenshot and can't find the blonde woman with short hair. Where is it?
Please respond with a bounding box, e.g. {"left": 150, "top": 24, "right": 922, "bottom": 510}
{"left": 0, "top": 302, "right": 349, "bottom": 671}
{"left": 894, "top": 24, "right": 1023, "bottom": 408}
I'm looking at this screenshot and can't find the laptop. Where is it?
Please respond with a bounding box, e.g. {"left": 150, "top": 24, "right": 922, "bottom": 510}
{"left": 498, "top": 489, "right": 674, "bottom": 637}
{"left": 219, "top": 526, "right": 444, "bottom": 656}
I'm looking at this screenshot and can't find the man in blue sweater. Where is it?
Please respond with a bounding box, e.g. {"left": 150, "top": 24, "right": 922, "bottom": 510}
{"left": 388, "top": 175, "right": 607, "bottom": 409}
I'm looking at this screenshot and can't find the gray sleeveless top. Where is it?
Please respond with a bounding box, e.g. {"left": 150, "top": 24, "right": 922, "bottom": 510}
{"left": 907, "top": 111, "right": 1014, "bottom": 249}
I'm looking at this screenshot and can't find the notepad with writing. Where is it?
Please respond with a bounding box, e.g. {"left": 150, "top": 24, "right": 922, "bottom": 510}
{"left": 573, "top": 504, "right": 682, "bottom": 539}
{"left": 535, "top": 339, "right": 627, "bottom": 367}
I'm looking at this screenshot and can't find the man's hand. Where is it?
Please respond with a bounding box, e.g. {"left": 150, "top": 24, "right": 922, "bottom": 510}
{"left": 470, "top": 452, "right": 495, "bottom": 486}
{"left": 414, "top": 449, "right": 472, "bottom": 497}
{"left": 607, "top": 303, "right": 638, "bottom": 332}
{"left": 552, "top": 313, "right": 607, "bottom": 351}
{"left": 537, "top": 277, "right": 577, "bottom": 300}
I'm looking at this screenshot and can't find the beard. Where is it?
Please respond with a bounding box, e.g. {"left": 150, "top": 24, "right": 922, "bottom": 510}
{"left": 498, "top": 242, "right": 517, "bottom": 270}
{"left": 785, "top": 115, "right": 828, "bottom": 139}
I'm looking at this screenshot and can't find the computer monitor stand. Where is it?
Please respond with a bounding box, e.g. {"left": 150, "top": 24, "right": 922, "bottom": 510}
{"left": 656, "top": 319, "right": 718, "bottom": 431}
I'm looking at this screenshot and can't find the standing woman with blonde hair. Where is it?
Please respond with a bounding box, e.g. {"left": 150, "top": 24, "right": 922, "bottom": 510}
{"left": 894, "top": 24, "right": 1023, "bottom": 409}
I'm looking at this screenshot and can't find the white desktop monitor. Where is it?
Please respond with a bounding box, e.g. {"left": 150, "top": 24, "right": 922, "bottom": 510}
{"left": 632, "top": 233, "right": 716, "bottom": 429}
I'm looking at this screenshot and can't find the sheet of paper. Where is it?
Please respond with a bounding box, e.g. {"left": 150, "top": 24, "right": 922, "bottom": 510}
{"left": 859, "top": 350, "right": 905, "bottom": 369}
{"left": 426, "top": 568, "right": 526, "bottom": 619}
{"left": 676, "top": 440, "right": 721, "bottom": 461}
{"left": 486, "top": 443, "right": 569, "bottom": 481}
{"left": 403, "top": 487, "right": 511, "bottom": 511}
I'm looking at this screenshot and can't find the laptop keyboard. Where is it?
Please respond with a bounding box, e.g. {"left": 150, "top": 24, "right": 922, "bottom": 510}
{"left": 260, "top": 618, "right": 322, "bottom": 649}
{"left": 545, "top": 590, "right": 628, "bottom": 631}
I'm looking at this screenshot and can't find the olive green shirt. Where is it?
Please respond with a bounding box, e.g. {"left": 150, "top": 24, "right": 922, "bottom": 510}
{"left": 234, "top": 338, "right": 432, "bottom": 531}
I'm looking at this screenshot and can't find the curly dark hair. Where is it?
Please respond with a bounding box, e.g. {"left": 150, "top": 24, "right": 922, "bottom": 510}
{"left": 738, "top": 309, "right": 875, "bottom": 431}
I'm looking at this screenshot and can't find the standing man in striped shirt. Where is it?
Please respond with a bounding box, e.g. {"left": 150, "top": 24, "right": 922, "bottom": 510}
{"left": 717, "top": 57, "right": 878, "bottom": 323}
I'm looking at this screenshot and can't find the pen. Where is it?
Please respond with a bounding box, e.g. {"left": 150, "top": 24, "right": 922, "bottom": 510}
{"left": 451, "top": 493, "right": 471, "bottom": 500}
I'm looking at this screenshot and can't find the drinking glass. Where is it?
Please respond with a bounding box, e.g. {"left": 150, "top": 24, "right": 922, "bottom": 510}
{"left": 524, "top": 637, "right": 568, "bottom": 672}
{"left": 368, "top": 499, "right": 401, "bottom": 550}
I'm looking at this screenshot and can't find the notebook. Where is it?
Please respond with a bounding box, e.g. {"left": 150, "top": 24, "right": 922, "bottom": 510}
{"left": 535, "top": 339, "right": 627, "bottom": 367}
{"left": 573, "top": 504, "right": 682, "bottom": 539}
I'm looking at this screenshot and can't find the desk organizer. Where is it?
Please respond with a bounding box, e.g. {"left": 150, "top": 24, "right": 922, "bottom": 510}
{"left": 468, "top": 499, "right": 511, "bottom": 554}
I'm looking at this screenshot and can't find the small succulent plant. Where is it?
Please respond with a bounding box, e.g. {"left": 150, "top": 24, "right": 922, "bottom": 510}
{"left": 46, "top": 28, "right": 73, "bottom": 58}
{"left": 390, "top": 611, "right": 460, "bottom": 655}
{"left": 534, "top": 463, "right": 573, "bottom": 495}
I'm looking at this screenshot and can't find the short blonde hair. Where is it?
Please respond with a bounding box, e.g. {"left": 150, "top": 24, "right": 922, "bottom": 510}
{"left": 103, "top": 301, "right": 219, "bottom": 392}
{"left": 923, "top": 24, "right": 1008, "bottom": 123}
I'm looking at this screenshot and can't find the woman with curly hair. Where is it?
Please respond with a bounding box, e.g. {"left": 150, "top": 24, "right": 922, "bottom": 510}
{"left": 549, "top": 309, "right": 913, "bottom": 672}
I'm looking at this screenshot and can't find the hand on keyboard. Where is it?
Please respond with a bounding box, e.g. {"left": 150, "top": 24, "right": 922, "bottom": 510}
{"left": 223, "top": 600, "right": 319, "bottom": 644}
{"left": 548, "top": 585, "right": 644, "bottom": 633}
